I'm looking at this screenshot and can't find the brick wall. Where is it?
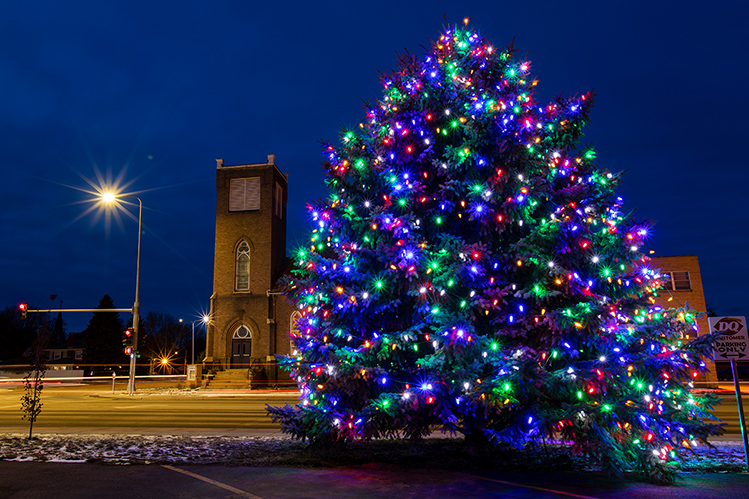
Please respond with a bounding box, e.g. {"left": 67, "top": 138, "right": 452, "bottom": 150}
{"left": 650, "top": 254, "right": 716, "bottom": 384}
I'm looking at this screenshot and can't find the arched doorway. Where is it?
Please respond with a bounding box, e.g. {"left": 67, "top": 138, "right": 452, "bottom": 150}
{"left": 231, "top": 325, "right": 252, "bottom": 367}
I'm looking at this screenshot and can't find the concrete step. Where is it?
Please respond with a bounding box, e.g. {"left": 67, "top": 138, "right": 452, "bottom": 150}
{"left": 205, "top": 381, "right": 249, "bottom": 389}
{"left": 204, "top": 369, "right": 250, "bottom": 389}
{"left": 212, "top": 373, "right": 248, "bottom": 379}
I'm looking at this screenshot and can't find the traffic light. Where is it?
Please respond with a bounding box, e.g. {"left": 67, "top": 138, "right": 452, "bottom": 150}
{"left": 122, "top": 328, "right": 133, "bottom": 354}
{"left": 19, "top": 303, "right": 28, "bottom": 320}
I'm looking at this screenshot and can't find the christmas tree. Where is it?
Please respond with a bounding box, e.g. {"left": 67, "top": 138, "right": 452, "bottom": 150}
{"left": 270, "top": 21, "right": 721, "bottom": 478}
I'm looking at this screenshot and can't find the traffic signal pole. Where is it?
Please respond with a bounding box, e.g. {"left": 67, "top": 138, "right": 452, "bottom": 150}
{"left": 22, "top": 308, "right": 133, "bottom": 313}
{"left": 22, "top": 307, "right": 135, "bottom": 391}
{"left": 128, "top": 196, "right": 143, "bottom": 396}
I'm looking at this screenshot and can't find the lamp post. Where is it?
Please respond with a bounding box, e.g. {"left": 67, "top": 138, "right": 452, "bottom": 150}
{"left": 102, "top": 192, "right": 142, "bottom": 395}
{"left": 190, "top": 315, "right": 211, "bottom": 365}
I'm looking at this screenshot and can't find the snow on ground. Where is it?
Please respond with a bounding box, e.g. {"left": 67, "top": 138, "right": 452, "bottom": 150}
{"left": 0, "top": 433, "right": 307, "bottom": 465}
{"left": 0, "top": 432, "right": 747, "bottom": 473}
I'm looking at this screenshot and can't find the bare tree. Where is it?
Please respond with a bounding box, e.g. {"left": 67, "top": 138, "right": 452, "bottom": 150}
{"left": 140, "top": 311, "right": 189, "bottom": 371}
{"left": 20, "top": 324, "right": 50, "bottom": 439}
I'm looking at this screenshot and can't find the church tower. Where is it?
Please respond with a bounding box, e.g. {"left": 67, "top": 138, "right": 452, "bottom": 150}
{"left": 205, "top": 155, "right": 292, "bottom": 375}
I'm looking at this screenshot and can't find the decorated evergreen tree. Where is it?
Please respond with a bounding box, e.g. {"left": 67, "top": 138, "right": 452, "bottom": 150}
{"left": 270, "top": 22, "right": 721, "bottom": 478}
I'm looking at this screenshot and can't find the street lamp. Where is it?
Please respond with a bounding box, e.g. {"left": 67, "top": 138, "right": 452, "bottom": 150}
{"left": 101, "top": 191, "right": 142, "bottom": 395}
{"left": 190, "top": 315, "right": 210, "bottom": 365}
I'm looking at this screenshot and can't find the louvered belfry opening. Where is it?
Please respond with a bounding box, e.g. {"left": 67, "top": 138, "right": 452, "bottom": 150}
{"left": 229, "top": 177, "right": 260, "bottom": 212}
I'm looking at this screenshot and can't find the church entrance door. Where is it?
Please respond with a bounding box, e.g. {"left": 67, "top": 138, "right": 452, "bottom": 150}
{"left": 231, "top": 339, "right": 252, "bottom": 367}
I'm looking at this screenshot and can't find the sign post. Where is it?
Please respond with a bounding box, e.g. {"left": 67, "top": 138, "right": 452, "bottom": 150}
{"left": 711, "top": 316, "right": 749, "bottom": 469}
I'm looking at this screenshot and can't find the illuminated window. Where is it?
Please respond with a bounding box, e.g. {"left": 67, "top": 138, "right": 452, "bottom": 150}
{"left": 236, "top": 241, "right": 250, "bottom": 291}
{"left": 229, "top": 177, "right": 260, "bottom": 212}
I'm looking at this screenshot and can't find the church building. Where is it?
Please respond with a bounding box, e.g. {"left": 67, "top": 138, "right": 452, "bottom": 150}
{"left": 204, "top": 155, "right": 298, "bottom": 385}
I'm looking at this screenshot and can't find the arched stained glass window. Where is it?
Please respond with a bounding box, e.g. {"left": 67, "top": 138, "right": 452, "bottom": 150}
{"left": 236, "top": 241, "right": 250, "bottom": 291}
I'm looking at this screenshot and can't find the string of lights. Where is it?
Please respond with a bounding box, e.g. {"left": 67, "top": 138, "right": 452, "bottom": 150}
{"left": 269, "top": 20, "right": 722, "bottom": 478}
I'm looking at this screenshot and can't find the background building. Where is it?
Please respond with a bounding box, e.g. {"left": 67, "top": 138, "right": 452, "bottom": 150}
{"left": 44, "top": 332, "right": 85, "bottom": 365}
{"left": 651, "top": 254, "right": 718, "bottom": 384}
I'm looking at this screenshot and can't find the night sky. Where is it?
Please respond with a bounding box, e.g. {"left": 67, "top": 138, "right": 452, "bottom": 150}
{"left": 2, "top": 1, "right": 747, "bottom": 334}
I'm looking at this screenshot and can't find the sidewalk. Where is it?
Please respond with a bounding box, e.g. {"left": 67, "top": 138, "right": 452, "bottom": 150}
{"left": 93, "top": 388, "right": 302, "bottom": 398}
{"left": 0, "top": 426, "right": 288, "bottom": 437}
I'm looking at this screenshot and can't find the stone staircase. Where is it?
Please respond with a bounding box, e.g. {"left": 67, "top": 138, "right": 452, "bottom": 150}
{"left": 204, "top": 368, "right": 250, "bottom": 389}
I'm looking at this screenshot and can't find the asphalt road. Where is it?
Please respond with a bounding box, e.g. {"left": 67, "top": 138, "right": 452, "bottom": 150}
{"left": 708, "top": 394, "right": 749, "bottom": 436}
{"left": 0, "top": 382, "right": 299, "bottom": 432}
{"left": 1, "top": 383, "right": 747, "bottom": 437}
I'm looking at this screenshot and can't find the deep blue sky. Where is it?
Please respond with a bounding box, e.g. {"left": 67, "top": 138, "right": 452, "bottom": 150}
{"left": 2, "top": 1, "right": 747, "bottom": 333}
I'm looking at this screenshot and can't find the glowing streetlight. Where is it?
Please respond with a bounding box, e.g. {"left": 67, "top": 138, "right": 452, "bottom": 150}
{"left": 190, "top": 314, "right": 211, "bottom": 365}
{"left": 100, "top": 191, "right": 143, "bottom": 395}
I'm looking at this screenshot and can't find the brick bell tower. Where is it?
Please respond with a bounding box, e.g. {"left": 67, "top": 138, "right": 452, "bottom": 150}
{"left": 205, "top": 155, "right": 289, "bottom": 373}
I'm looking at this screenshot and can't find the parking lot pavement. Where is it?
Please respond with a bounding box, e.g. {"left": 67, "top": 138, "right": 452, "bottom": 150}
{"left": 1, "top": 462, "right": 749, "bottom": 499}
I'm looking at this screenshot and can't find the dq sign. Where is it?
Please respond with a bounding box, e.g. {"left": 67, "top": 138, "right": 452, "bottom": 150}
{"left": 710, "top": 316, "right": 749, "bottom": 361}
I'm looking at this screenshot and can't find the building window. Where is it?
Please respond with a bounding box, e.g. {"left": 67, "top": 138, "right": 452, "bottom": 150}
{"left": 75, "top": 351, "right": 82, "bottom": 360}
{"left": 229, "top": 177, "right": 260, "bottom": 212}
{"left": 53, "top": 351, "right": 61, "bottom": 360}
{"left": 236, "top": 241, "right": 250, "bottom": 291}
{"left": 274, "top": 181, "right": 284, "bottom": 219}
{"left": 233, "top": 325, "right": 252, "bottom": 339}
{"left": 662, "top": 271, "right": 692, "bottom": 291}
